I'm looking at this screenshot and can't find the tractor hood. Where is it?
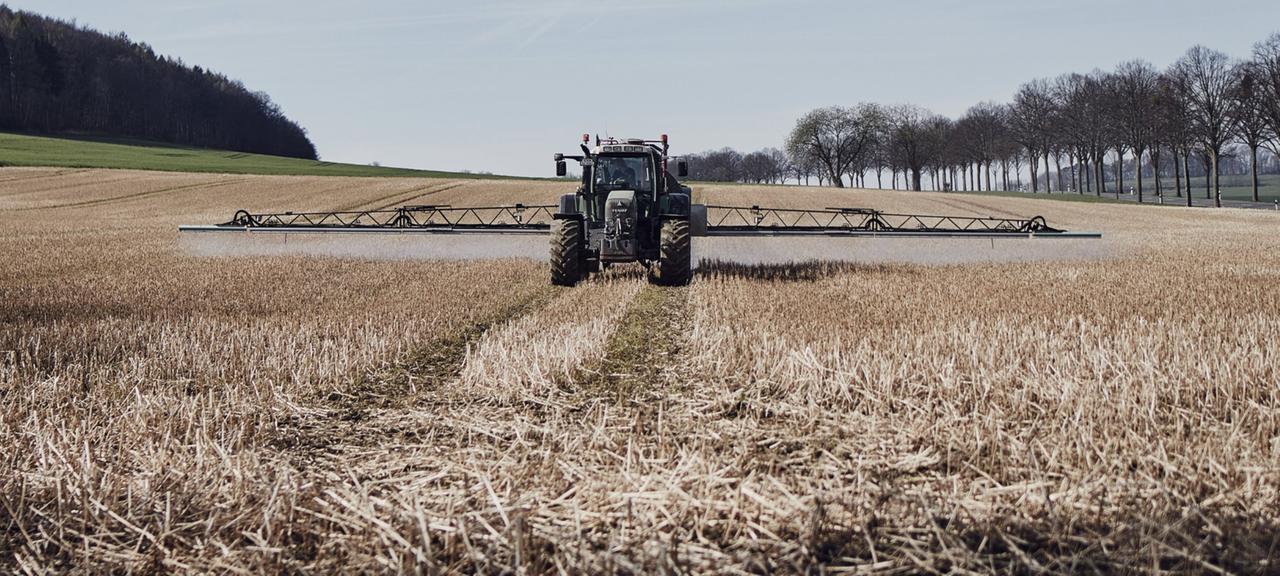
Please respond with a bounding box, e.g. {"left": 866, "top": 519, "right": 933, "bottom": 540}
{"left": 598, "top": 190, "right": 638, "bottom": 261}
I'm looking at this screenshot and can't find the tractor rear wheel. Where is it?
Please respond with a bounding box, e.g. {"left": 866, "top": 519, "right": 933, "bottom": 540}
{"left": 550, "top": 219, "right": 584, "bottom": 286}
{"left": 651, "top": 219, "right": 692, "bottom": 286}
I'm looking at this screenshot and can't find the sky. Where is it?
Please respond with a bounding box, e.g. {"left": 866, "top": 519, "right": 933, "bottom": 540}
{"left": 24, "top": 0, "right": 1280, "bottom": 176}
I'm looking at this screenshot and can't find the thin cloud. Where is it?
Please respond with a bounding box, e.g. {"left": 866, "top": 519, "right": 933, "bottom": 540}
{"left": 153, "top": 0, "right": 798, "bottom": 45}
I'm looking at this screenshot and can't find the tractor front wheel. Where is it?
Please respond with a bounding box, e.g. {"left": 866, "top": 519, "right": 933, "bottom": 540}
{"left": 550, "top": 219, "right": 584, "bottom": 286}
{"left": 651, "top": 219, "right": 692, "bottom": 286}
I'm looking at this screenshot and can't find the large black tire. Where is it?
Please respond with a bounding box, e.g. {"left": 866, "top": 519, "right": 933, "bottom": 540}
{"left": 651, "top": 219, "right": 692, "bottom": 286}
{"left": 550, "top": 219, "right": 584, "bottom": 286}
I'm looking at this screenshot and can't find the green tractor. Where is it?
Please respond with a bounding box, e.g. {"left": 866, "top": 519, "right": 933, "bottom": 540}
{"left": 551, "top": 134, "right": 694, "bottom": 286}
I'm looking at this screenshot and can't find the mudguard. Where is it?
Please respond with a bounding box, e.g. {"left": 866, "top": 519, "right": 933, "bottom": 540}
{"left": 659, "top": 192, "right": 691, "bottom": 218}
{"left": 689, "top": 204, "right": 708, "bottom": 237}
{"left": 554, "top": 193, "right": 582, "bottom": 220}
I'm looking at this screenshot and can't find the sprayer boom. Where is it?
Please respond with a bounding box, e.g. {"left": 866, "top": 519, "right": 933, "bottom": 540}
{"left": 179, "top": 135, "right": 1101, "bottom": 285}
{"left": 182, "top": 203, "right": 1098, "bottom": 238}
{"left": 179, "top": 204, "right": 556, "bottom": 234}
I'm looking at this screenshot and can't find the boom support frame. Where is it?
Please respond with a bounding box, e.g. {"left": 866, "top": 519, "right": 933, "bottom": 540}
{"left": 180, "top": 204, "right": 1099, "bottom": 238}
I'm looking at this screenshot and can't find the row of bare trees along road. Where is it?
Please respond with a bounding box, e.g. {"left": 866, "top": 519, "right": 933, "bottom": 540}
{"left": 688, "top": 35, "right": 1280, "bottom": 208}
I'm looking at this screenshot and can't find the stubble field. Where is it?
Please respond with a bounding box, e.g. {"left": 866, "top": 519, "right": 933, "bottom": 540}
{"left": 1, "top": 167, "right": 1278, "bottom": 574}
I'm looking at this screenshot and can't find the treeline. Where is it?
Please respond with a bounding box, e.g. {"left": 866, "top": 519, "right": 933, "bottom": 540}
{"left": 728, "top": 33, "right": 1280, "bottom": 206}
{"left": 0, "top": 6, "right": 317, "bottom": 159}
{"left": 684, "top": 148, "right": 794, "bottom": 184}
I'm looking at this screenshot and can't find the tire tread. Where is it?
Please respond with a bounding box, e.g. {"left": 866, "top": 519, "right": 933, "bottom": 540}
{"left": 652, "top": 219, "right": 691, "bottom": 286}
{"left": 551, "top": 219, "right": 583, "bottom": 286}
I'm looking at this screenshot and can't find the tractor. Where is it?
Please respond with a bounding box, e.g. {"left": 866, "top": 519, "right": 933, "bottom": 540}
{"left": 550, "top": 134, "right": 692, "bottom": 286}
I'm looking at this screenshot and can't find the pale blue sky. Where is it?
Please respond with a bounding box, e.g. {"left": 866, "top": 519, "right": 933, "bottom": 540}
{"left": 24, "top": 0, "right": 1280, "bottom": 176}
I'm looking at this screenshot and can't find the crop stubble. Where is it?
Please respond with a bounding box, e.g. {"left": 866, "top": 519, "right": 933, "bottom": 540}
{"left": 1, "top": 168, "right": 1278, "bottom": 573}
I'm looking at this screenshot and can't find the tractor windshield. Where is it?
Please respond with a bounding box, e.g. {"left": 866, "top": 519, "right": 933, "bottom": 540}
{"left": 593, "top": 155, "right": 653, "bottom": 193}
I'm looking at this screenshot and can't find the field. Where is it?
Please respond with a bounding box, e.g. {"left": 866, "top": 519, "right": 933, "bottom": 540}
{"left": 1193, "top": 172, "right": 1280, "bottom": 204}
{"left": 0, "top": 132, "right": 521, "bottom": 179}
{"left": 2, "top": 167, "right": 1279, "bottom": 573}
{"left": 1041, "top": 172, "right": 1280, "bottom": 204}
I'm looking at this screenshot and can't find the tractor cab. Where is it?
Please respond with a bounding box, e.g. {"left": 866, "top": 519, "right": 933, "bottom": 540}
{"left": 585, "top": 145, "right": 657, "bottom": 224}
{"left": 593, "top": 150, "right": 654, "bottom": 194}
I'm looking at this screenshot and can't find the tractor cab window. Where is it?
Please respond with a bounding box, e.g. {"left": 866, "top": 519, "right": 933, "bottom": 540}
{"left": 593, "top": 155, "right": 652, "bottom": 193}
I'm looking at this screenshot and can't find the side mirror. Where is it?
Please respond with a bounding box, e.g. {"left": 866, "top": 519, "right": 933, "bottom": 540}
{"left": 555, "top": 161, "right": 567, "bottom": 177}
{"left": 677, "top": 160, "right": 689, "bottom": 178}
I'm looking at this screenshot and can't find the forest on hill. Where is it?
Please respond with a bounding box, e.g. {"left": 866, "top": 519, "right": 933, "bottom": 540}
{"left": 0, "top": 6, "right": 317, "bottom": 159}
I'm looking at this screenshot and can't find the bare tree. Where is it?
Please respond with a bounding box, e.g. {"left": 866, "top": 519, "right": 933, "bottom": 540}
{"left": 951, "top": 116, "right": 979, "bottom": 191}
{"left": 854, "top": 103, "right": 891, "bottom": 189}
{"left": 957, "top": 102, "right": 1009, "bottom": 192}
{"left": 866, "top": 115, "right": 897, "bottom": 189}
{"left": 1156, "top": 73, "right": 1195, "bottom": 204}
{"left": 686, "top": 148, "right": 743, "bottom": 182}
{"left": 1112, "top": 60, "right": 1160, "bottom": 202}
{"left": 1231, "top": 63, "right": 1273, "bottom": 202}
{"left": 1171, "top": 46, "right": 1241, "bottom": 208}
{"left": 946, "top": 119, "right": 976, "bottom": 191}
{"left": 1097, "top": 72, "right": 1132, "bottom": 200}
{"left": 887, "top": 104, "right": 947, "bottom": 191}
{"left": 786, "top": 105, "right": 880, "bottom": 188}
{"left": 1054, "top": 74, "right": 1105, "bottom": 196}
{"left": 925, "top": 126, "right": 953, "bottom": 192}
{"left": 869, "top": 142, "right": 888, "bottom": 188}
{"left": 1252, "top": 34, "right": 1280, "bottom": 159}
{"left": 994, "top": 109, "right": 1021, "bottom": 192}
{"left": 957, "top": 117, "right": 983, "bottom": 193}
{"left": 787, "top": 148, "right": 820, "bottom": 186}
{"left": 740, "top": 150, "right": 775, "bottom": 184}
{"left": 1148, "top": 75, "right": 1173, "bottom": 200}
{"left": 1009, "top": 148, "right": 1026, "bottom": 190}
{"left": 765, "top": 148, "right": 792, "bottom": 185}
{"left": 1050, "top": 143, "right": 1068, "bottom": 193}
{"left": 1011, "top": 80, "right": 1057, "bottom": 193}
{"left": 1053, "top": 74, "right": 1103, "bottom": 195}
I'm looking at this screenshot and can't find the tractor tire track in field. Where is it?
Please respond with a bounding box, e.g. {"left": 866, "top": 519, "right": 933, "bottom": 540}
{"left": 0, "top": 173, "right": 145, "bottom": 198}
{"left": 335, "top": 181, "right": 463, "bottom": 212}
{"left": 334, "top": 182, "right": 438, "bottom": 211}
{"left": 0, "top": 168, "right": 90, "bottom": 186}
{"left": 930, "top": 195, "right": 1024, "bottom": 219}
{"left": 272, "top": 284, "right": 558, "bottom": 463}
{"left": 4, "top": 178, "right": 247, "bottom": 211}
{"left": 571, "top": 283, "right": 692, "bottom": 402}
{"left": 338, "top": 284, "right": 557, "bottom": 414}
{"left": 268, "top": 271, "right": 695, "bottom": 522}
{"left": 368, "top": 182, "right": 465, "bottom": 212}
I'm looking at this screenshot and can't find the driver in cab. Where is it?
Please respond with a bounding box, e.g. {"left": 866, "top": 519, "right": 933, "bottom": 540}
{"left": 604, "top": 162, "right": 638, "bottom": 190}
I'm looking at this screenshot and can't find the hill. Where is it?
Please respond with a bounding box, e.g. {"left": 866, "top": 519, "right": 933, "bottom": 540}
{"left": 0, "top": 6, "right": 316, "bottom": 159}
{"left": 0, "top": 131, "right": 516, "bottom": 178}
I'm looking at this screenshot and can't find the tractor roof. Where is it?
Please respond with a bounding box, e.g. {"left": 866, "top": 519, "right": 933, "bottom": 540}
{"left": 594, "top": 144, "right": 654, "bottom": 155}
